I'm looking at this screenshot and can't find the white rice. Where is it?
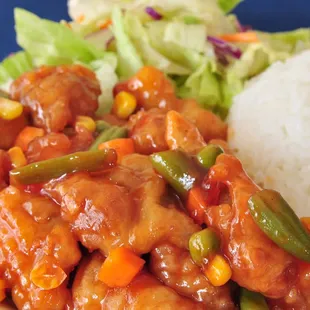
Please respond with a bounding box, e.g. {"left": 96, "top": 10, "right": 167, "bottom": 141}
{"left": 228, "top": 50, "right": 310, "bottom": 217}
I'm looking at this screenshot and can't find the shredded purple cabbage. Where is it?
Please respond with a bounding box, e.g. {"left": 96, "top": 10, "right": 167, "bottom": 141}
{"left": 207, "top": 36, "right": 242, "bottom": 60}
{"left": 145, "top": 7, "right": 162, "bottom": 20}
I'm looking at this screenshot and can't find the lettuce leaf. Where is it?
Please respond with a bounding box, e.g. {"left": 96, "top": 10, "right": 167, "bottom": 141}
{"left": 0, "top": 51, "right": 33, "bottom": 91}
{"left": 68, "top": 0, "right": 236, "bottom": 36}
{"left": 89, "top": 54, "right": 119, "bottom": 115}
{"left": 218, "top": 0, "right": 243, "bottom": 13}
{"left": 258, "top": 28, "right": 310, "bottom": 55}
{"left": 177, "top": 61, "right": 221, "bottom": 109}
{"left": 221, "top": 73, "right": 243, "bottom": 109}
{"left": 15, "top": 8, "right": 106, "bottom": 66}
{"left": 145, "top": 21, "right": 205, "bottom": 71}
{"left": 227, "top": 44, "right": 269, "bottom": 80}
{"left": 124, "top": 14, "right": 191, "bottom": 75}
{"left": 111, "top": 7, "right": 143, "bottom": 78}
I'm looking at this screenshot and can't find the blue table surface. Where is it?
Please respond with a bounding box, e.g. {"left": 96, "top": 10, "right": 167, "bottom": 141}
{"left": 1, "top": 0, "right": 310, "bottom": 61}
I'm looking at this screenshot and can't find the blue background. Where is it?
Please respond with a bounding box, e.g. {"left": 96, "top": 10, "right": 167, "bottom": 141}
{"left": 1, "top": 0, "right": 310, "bottom": 61}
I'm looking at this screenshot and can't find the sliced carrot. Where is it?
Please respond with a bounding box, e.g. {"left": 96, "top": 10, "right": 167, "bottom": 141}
{"left": 98, "top": 138, "right": 135, "bottom": 162}
{"left": 15, "top": 126, "right": 45, "bottom": 152}
{"left": 187, "top": 186, "right": 207, "bottom": 225}
{"left": 98, "top": 247, "right": 145, "bottom": 287}
{"left": 220, "top": 31, "right": 259, "bottom": 43}
{"left": 99, "top": 19, "right": 112, "bottom": 30}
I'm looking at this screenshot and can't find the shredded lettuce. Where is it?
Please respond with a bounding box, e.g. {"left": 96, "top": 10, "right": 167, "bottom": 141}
{"left": 0, "top": 51, "right": 33, "bottom": 91}
{"left": 111, "top": 7, "right": 143, "bottom": 78}
{"left": 257, "top": 29, "right": 310, "bottom": 61}
{"left": 218, "top": 0, "right": 243, "bottom": 13}
{"left": 220, "top": 73, "right": 243, "bottom": 111}
{"left": 145, "top": 21, "right": 205, "bottom": 71}
{"left": 227, "top": 44, "right": 269, "bottom": 80}
{"left": 68, "top": 0, "right": 236, "bottom": 35}
{"left": 90, "top": 54, "right": 119, "bottom": 115}
{"left": 177, "top": 61, "right": 221, "bottom": 109}
{"left": 124, "top": 14, "right": 191, "bottom": 75}
{"left": 15, "top": 8, "right": 106, "bottom": 66}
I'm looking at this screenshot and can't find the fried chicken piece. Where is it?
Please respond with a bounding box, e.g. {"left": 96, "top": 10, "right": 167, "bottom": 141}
{"left": 0, "top": 114, "right": 27, "bottom": 150}
{"left": 178, "top": 99, "right": 227, "bottom": 141}
{"left": 113, "top": 66, "right": 227, "bottom": 142}
{"left": 43, "top": 154, "right": 199, "bottom": 255}
{"left": 203, "top": 154, "right": 297, "bottom": 298}
{"left": 165, "top": 110, "right": 206, "bottom": 153}
{"left": 70, "top": 125, "right": 94, "bottom": 152}
{"left": 26, "top": 133, "right": 71, "bottom": 163}
{"left": 113, "top": 66, "right": 177, "bottom": 111}
{"left": 128, "top": 109, "right": 168, "bottom": 155}
{"left": 268, "top": 260, "right": 310, "bottom": 310}
{"left": 72, "top": 252, "right": 204, "bottom": 310}
{"left": 10, "top": 65, "right": 100, "bottom": 132}
{"left": 0, "top": 187, "right": 81, "bottom": 309}
{"left": 150, "top": 243, "right": 235, "bottom": 309}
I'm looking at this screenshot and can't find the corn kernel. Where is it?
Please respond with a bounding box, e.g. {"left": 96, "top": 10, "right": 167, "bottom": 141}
{"left": 8, "top": 146, "right": 27, "bottom": 168}
{"left": 113, "top": 91, "right": 137, "bottom": 119}
{"left": 204, "top": 255, "right": 232, "bottom": 287}
{"left": 75, "top": 116, "right": 96, "bottom": 133}
{"left": 0, "top": 98, "right": 23, "bottom": 121}
{"left": 0, "top": 279, "right": 6, "bottom": 302}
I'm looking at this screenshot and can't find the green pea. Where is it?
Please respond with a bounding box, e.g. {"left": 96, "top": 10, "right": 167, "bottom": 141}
{"left": 189, "top": 228, "right": 220, "bottom": 266}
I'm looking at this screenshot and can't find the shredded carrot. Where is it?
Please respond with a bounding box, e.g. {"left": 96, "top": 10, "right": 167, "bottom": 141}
{"left": 98, "top": 247, "right": 145, "bottom": 287}
{"left": 220, "top": 31, "right": 259, "bottom": 43}
{"left": 98, "top": 138, "right": 135, "bottom": 162}
{"left": 15, "top": 126, "right": 45, "bottom": 152}
{"left": 187, "top": 187, "right": 207, "bottom": 225}
{"left": 0, "top": 280, "right": 6, "bottom": 302}
{"left": 99, "top": 19, "right": 112, "bottom": 30}
{"left": 76, "top": 14, "right": 85, "bottom": 23}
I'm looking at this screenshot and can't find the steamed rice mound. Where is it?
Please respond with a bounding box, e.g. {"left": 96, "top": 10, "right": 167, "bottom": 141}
{"left": 228, "top": 50, "right": 310, "bottom": 218}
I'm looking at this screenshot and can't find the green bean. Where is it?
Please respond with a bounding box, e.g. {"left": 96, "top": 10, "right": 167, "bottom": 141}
{"left": 197, "top": 144, "right": 224, "bottom": 169}
{"left": 89, "top": 126, "right": 127, "bottom": 151}
{"left": 248, "top": 189, "right": 310, "bottom": 262}
{"left": 95, "top": 120, "right": 111, "bottom": 132}
{"left": 10, "top": 149, "right": 117, "bottom": 185}
{"left": 189, "top": 228, "right": 220, "bottom": 266}
{"left": 240, "top": 288, "right": 269, "bottom": 310}
{"left": 150, "top": 150, "right": 203, "bottom": 197}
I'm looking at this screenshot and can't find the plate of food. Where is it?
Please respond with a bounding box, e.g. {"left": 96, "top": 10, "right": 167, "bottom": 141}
{"left": 0, "top": 0, "right": 310, "bottom": 309}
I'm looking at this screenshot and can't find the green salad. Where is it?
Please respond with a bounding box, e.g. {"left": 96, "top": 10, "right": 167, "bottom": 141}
{"left": 1, "top": 0, "right": 310, "bottom": 117}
